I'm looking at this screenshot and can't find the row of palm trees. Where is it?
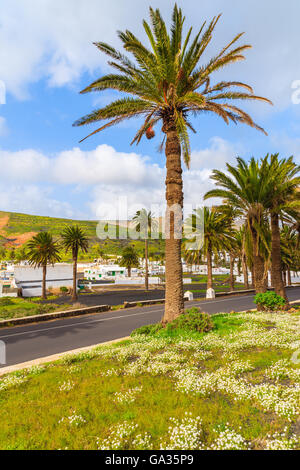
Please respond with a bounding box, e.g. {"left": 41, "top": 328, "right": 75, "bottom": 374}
{"left": 128, "top": 153, "right": 299, "bottom": 305}
{"left": 184, "top": 196, "right": 299, "bottom": 300}
{"left": 26, "top": 226, "right": 89, "bottom": 301}
{"left": 204, "top": 154, "right": 299, "bottom": 305}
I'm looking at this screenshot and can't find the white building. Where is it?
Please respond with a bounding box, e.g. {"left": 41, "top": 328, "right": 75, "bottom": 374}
{"left": 84, "top": 265, "right": 126, "bottom": 280}
{"left": 14, "top": 264, "right": 73, "bottom": 298}
{"left": 0, "top": 281, "right": 18, "bottom": 298}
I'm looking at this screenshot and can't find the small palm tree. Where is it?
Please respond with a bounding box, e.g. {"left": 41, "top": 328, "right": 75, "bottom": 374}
{"left": 74, "top": 5, "right": 271, "bottom": 323}
{"left": 61, "top": 226, "right": 89, "bottom": 302}
{"left": 93, "top": 244, "right": 105, "bottom": 262}
{"left": 132, "top": 209, "right": 157, "bottom": 290}
{"left": 185, "top": 207, "right": 233, "bottom": 293}
{"left": 27, "top": 232, "right": 61, "bottom": 300}
{"left": 120, "top": 246, "right": 139, "bottom": 277}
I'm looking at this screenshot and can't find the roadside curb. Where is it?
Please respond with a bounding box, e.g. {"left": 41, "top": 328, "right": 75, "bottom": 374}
{"left": 0, "top": 299, "right": 165, "bottom": 329}
{"left": 0, "top": 336, "right": 131, "bottom": 377}
{"left": 0, "top": 304, "right": 111, "bottom": 329}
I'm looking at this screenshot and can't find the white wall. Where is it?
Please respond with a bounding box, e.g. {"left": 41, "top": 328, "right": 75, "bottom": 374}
{"left": 14, "top": 264, "right": 73, "bottom": 297}
{"left": 115, "top": 277, "right": 161, "bottom": 286}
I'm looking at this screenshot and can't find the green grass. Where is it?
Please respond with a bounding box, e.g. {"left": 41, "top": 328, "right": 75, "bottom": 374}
{"left": 0, "top": 298, "right": 70, "bottom": 321}
{"left": 0, "top": 310, "right": 299, "bottom": 450}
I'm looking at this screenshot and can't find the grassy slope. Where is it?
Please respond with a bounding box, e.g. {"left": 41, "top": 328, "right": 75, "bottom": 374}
{"left": 0, "top": 310, "right": 299, "bottom": 450}
{"left": 0, "top": 211, "right": 164, "bottom": 257}
{"left": 0, "top": 211, "right": 98, "bottom": 237}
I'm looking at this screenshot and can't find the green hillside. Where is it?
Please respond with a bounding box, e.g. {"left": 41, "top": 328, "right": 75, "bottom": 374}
{"left": 0, "top": 210, "right": 98, "bottom": 237}
{"left": 0, "top": 211, "right": 165, "bottom": 260}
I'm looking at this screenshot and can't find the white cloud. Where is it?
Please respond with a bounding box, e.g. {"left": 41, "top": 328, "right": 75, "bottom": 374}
{"left": 0, "top": 144, "right": 163, "bottom": 186}
{"left": 189, "top": 137, "right": 243, "bottom": 170}
{"left": 0, "top": 138, "right": 235, "bottom": 218}
{"left": 0, "top": 184, "right": 74, "bottom": 218}
{"left": 53, "top": 145, "right": 163, "bottom": 186}
{"left": 0, "top": 0, "right": 299, "bottom": 110}
{"left": 0, "top": 148, "right": 49, "bottom": 182}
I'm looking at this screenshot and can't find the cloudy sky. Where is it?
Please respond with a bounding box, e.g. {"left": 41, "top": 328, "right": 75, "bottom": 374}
{"left": 0, "top": 0, "right": 300, "bottom": 220}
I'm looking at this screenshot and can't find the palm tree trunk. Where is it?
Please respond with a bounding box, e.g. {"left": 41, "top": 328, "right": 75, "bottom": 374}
{"left": 230, "top": 253, "right": 235, "bottom": 291}
{"left": 162, "top": 122, "right": 184, "bottom": 324}
{"left": 42, "top": 265, "right": 47, "bottom": 300}
{"left": 270, "top": 213, "right": 288, "bottom": 303}
{"left": 72, "top": 255, "right": 78, "bottom": 302}
{"left": 250, "top": 225, "right": 266, "bottom": 293}
{"left": 282, "top": 270, "right": 287, "bottom": 286}
{"left": 145, "top": 239, "right": 149, "bottom": 291}
{"left": 287, "top": 269, "right": 292, "bottom": 286}
{"left": 128, "top": 266, "right": 131, "bottom": 278}
{"left": 207, "top": 245, "right": 213, "bottom": 290}
{"left": 251, "top": 266, "right": 255, "bottom": 289}
{"left": 242, "top": 255, "right": 249, "bottom": 289}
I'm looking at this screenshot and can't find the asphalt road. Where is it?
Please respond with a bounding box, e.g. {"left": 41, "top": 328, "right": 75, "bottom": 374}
{"left": 46, "top": 283, "right": 245, "bottom": 307}
{"left": 1, "top": 287, "right": 300, "bottom": 368}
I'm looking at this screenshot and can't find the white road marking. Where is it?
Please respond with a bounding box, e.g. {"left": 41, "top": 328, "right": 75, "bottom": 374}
{"left": 0, "top": 309, "right": 164, "bottom": 339}
{"left": 0, "top": 294, "right": 255, "bottom": 340}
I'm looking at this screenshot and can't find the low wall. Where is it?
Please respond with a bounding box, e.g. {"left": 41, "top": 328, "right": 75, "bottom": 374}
{"left": 123, "top": 299, "right": 165, "bottom": 308}
{"left": 0, "top": 304, "right": 110, "bottom": 328}
{"left": 0, "top": 299, "right": 165, "bottom": 329}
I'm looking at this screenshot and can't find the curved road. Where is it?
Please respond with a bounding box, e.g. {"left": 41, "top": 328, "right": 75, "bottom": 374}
{"left": 1, "top": 287, "right": 300, "bottom": 368}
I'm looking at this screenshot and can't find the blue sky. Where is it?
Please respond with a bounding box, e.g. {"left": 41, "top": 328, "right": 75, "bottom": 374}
{"left": 0, "top": 0, "right": 300, "bottom": 220}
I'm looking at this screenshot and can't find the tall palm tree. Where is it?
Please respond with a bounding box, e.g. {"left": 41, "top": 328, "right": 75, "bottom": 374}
{"left": 132, "top": 209, "right": 157, "bottom": 291}
{"left": 205, "top": 157, "right": 272, "bottom": 294}
{"left": 185, "top": 207, "right": 233, "bottom": 293}
{"left": 74, "top": 5, "right": 271, "bottom": 323}
{"left": 120, "top": 245, "right": 139, "bottom": 277}
{"left": 27, "top": 232, "right": 61, "bottom": 300}
{"left": 263, "top": 154, "right": 300, "bottom": 303}
{"left": 61, "top": 225, "right": 89, "bottom": 302}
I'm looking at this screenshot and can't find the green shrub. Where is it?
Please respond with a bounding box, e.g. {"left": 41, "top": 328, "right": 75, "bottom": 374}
{"left": 166, "top": 308, "right": 213, "bottom": 333}
{"left": 131, "top": 308, "right": 213, "bottom": 337}
{"left": 60, "top": 286, "right": 69, "bottom": 294}
{"left": 131, "top": 323, "right": 163, "bottom": 336}
{"left": 254, "top": 291, "right": 286, "bottom": 312}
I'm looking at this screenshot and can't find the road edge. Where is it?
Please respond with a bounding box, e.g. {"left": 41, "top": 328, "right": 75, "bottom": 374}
{"left": 0, "top": 336, "right": 130, "bottom": 377}
{"left": 1, "top": 299, "right": 299, "bottom": 377}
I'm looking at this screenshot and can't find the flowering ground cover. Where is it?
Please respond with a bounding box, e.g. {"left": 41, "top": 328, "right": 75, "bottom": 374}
{"left": 0, "top": 310, "right": 299, "bottom": 450}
